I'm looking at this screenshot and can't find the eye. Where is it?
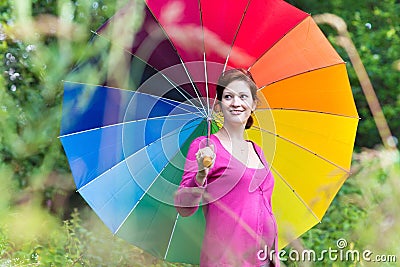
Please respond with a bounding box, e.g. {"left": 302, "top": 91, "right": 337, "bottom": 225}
{"left": 223, "top": 94, "right": 232, "bottom": 100}
{"left": 240, "top": 94, "right": 249, "bottom": 99}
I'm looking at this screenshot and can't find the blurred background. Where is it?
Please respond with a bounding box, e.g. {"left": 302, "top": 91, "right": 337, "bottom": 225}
{"left": 0, "top": 0, "right": 399, "bottom": 266}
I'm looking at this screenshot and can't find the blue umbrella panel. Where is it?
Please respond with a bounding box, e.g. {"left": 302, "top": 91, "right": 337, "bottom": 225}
{"left": 60, "top": 82, "right": 217, "bottom": 262}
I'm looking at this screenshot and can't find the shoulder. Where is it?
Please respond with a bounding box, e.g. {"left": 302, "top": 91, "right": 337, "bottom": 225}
{"left": 248, "top": 140, "right": 270, "bottom": 163}
{"left": 248, "top": 140, "right": 263, "bottom": 153}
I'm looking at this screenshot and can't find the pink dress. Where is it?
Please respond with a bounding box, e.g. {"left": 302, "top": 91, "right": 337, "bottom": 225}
{"left": 175, "top": 135, "right": 279, "bottom": 267}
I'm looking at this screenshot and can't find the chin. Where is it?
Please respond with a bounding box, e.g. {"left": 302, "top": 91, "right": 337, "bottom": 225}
{"left": 225, "top": 118, "right": 248, "bottom": 127}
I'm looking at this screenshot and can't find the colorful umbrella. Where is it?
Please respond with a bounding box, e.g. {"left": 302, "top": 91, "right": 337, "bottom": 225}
{"left": 60, "top": 0, "right": 358, "bottom": 264}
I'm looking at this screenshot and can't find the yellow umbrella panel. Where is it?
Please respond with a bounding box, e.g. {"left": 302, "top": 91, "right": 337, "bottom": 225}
{"left": 248, "top": 62, "right": 359, "bottom": 248}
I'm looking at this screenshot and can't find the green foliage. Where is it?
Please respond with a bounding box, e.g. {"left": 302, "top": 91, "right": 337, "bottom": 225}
{"left": 0, "top": 209, "right": 197, "bottom": 266}
{"left": 0, "top": 0, "right": 122, "bottom": 186}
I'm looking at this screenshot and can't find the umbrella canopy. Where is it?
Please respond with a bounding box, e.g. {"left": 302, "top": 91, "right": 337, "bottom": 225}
{"left": 60, "top": 0, "right": 358, "bottom": 264}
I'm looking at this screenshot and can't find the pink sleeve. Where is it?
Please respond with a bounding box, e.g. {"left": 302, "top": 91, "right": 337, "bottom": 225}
{"left": 174, "top": 137, "right": 207, "bottom": 217}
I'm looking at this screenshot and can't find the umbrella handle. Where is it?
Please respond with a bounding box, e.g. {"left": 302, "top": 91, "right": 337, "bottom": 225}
{"left": 202, "top": 118, "right": 214, "bottom": 168}
{"left": 203, "top": 156, "right": 213, "bottom": 168}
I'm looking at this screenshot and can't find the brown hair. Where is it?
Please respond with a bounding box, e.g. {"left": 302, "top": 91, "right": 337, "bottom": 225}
{"left": 216, "top": 68, "right": 258, "bottom": 129}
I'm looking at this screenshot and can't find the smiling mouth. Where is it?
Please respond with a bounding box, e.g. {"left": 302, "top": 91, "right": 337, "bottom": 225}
{"left": 230, "top": 110, "right": 245, "bottom": 114}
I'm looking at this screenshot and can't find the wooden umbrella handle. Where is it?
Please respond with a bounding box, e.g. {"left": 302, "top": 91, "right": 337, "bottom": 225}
{"left": 203, "top": 156, "right": 213, "bottom": 168}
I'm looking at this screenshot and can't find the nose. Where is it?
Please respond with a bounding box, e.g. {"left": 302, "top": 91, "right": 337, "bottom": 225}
{"left": 231, "top": 95, "right": 242, "bottom": 107}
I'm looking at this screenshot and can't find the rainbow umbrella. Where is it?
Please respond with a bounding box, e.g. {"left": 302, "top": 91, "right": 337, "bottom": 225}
{"left": 60, "top": 0, "right": 358, "bottom": 264}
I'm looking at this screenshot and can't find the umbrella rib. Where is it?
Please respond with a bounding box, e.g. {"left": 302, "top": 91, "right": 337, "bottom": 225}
{"left": 256, "top": 107, "right": 360, "bottom": 120}
{"left": 79, "top": 123, "right": 202, "bottom": 234}
{"left": 77, "top": 117, "right": 203, "bottom": 193}
{"left": 223, "top": 0, "right": 251, "bottom": 70}
{"left": 142, "top": 4, "right": 208, "bottom": 116}
{"left": 205, "top": 114, "right": 353, "bottom": 174}
{"left": 112, "top": 154, "right": 178, "bottom": 236}
{"left": 209, "top": 93, "right": 219, "bottom": 122}
{"left": 123, "top": 84, "right": 207, "bottom": 117}
{"left": 179, "top": 62, "right": 208, "bottom": 116}
{"left": 197, "top": 0, "right": 210, "bottom": 118}
{"left": 270, "top": 165, "right": 321, "bottom": 223}
{"left": 160, "top": 72, "right": 207, "bottom": 118}
{"left": 256, "top": 62, "right": 346, "bottom": 89}
{"left": 63, "top": 80, "right": 206, "bottom": 117}
{"left": 248, "top": 15, "right": 310, "bottom": 70}
{"left": 252, "top": 126, "right": 352, "bottom": 175}
{"left": 211, "top": 113, "right": 354, "bottom": 173}
{"left": 91, "top": 31, "right": 207, "bottom": 117}
{"left": 65, "top": 116, "right": 203, "bottom": 169}
{"left": 114, "top": 120, "right": 207, "bottom": 235}
{"left": 115, "top": 166, "right": 181, "bottom": 238}
{"left": 64, "top": 80, "right": 133, "bottom": 93}
{"left": 59, "top": 112, "right": 203, "bottom": 139}
{"left": 203, "top": 53, "right": 211, "bottom": 118}
{"left": 112, "top": 182, "right": 148, "bottom": 235}
{"left": 164, "top": 213, "right": 180, "bottom": 260}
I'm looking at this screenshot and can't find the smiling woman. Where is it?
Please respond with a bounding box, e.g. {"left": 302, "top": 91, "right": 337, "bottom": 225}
{"left": 174, "top": 69, "right": 279, "bottom": 267}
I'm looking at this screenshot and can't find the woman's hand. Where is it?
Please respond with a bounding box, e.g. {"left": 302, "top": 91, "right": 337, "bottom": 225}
{"left": 195, "top": 145, "right": 215, "bottom": 186}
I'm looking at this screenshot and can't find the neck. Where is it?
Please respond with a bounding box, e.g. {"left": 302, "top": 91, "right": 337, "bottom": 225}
{"left": 221, "top": 124, "right": 245, "bottom": 141}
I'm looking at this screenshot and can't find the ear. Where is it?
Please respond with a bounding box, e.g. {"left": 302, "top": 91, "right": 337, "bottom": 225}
{"left": 214, "top": 101, "right": 222, "bottom": 112}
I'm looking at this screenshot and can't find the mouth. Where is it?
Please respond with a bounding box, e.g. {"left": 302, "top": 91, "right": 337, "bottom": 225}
{"left": 230, "top": 110, "right": 245, "bottom": 115}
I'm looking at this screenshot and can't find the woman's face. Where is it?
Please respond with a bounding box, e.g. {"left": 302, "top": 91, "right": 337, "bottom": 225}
{"left": 220, "top": 80, "right": 256, "bottom": 127}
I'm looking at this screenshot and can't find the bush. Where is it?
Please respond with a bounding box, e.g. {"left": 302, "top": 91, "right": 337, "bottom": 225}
{"left": 0, "top": 208, "right": 191, "bottom": 266}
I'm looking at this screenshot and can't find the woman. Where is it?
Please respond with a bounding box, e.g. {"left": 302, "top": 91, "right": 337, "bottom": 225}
{"left": 175, "top": 69, "right": 279, "bottom": 267}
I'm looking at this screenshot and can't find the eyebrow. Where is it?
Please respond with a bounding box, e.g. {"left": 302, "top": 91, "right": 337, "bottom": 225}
{"left": 223, "top": 89, "right": 250, "bottom": 95}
